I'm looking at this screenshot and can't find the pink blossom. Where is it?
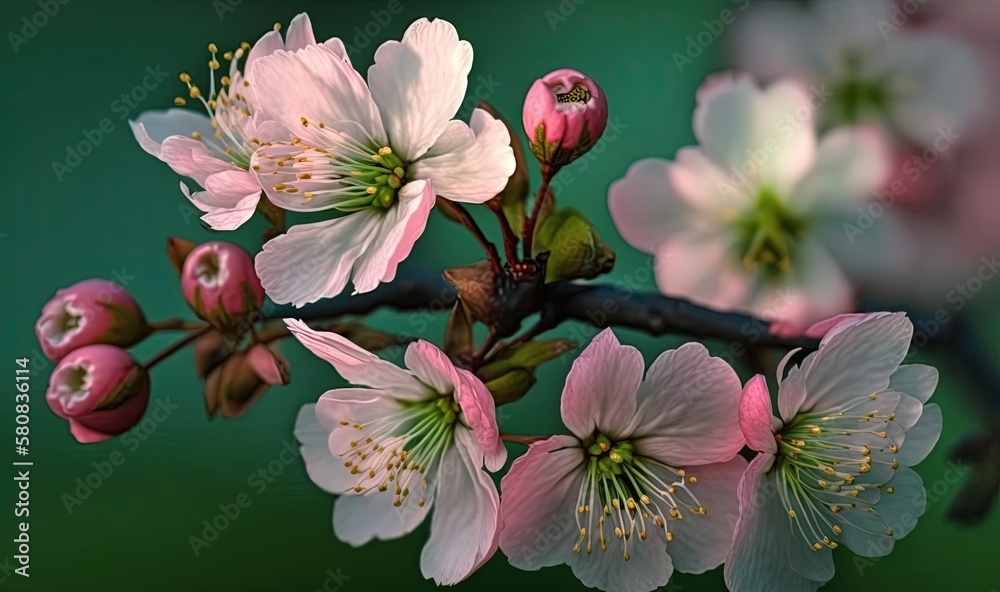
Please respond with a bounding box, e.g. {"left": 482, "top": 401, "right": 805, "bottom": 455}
{"left": 499, "top": 329, "right": 747, "bottom": 592}
{"left": 181, "top": 241, "right": 264, "bottom": 329}
{"left": 726, "top": 313, "right": 942, "bottom": 591}
{"left": 35, "top": 279, "right": 150, "bottom": 362}
{"left": 523, "top": 68, "right": 608, "bottom": 167}
{"left": 46, "top": 345, "right": 150, "bottom": 444}
{"left": 288, "top": 320, "right": 505, "bottom": 585}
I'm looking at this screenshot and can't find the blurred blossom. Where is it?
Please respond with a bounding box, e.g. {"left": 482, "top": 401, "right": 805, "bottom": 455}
{"left": 609, "top": 75, "right": 889, "bottom": 327}
{"left": 46, "top": 345, "right": 150, "bottom": 444}
{"left": 36, "top": 279, "right": 150, "bottom": 362}
{"left": 729, "top": 0, "right": 984, "bottom": 148}
{"left": 204, "top": 342, "right": 290, "bottom": 419}
{"left": 523, "top": 68, "right": 609, "bottom": 168}
{"left": 726, "top": 313, "right": 941, "bottom": 591}
{"left": 288, "top": 320, "right": 505, "bottom": 585}
{"left": 249, "top": 18, "right": 514, "bottom": 306}
{"left": 130, "top": 13, "right": 336, "bottom": 229}
{"left": 499, "top": 329, "right": 747, "bottom": 592}
{"left": 181, "top": 241, "right": 264, "bottom": 333}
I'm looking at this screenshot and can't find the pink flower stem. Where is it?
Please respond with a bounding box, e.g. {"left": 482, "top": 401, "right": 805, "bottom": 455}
{"left": 144, "top": 326, "right": 214, "bottom": 370}
{"left": 522, "top": 163, "right": 559, "bottom": 260}
{"left": 436, "top": 197, "right": 504, "bottom": 276}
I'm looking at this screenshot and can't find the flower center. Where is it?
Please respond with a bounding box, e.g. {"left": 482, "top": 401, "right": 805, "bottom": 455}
{"left": 556, "top": 83, "right": 591, "bottom": 105}
{"left": 42, "top": 301, "right": 85, "bottom": 345}
{"left": 734, "top": 187, "right": 807, "bottom": 279}
{"left": 571, "top": 433, "right": 706, "bottom": 561}
{"left": 194, "top": 249, "right": 229, "bottom": 289}
{"left": 53, "top": 363, "right": 93, "bottom": 404}
{"left": 174, "top": 41, "right": 261, "bottom": 169}
{"left": 257, "top": 128, "right": 410, "bottom": 213}
{"left": 774, "top": 393, "right": 902, "bottom": 551}
{"left": 335, "top": 394, "right": 459, "bottom": 507}
{"left": 830, "top": 54, "right": 891, "bottom": 124}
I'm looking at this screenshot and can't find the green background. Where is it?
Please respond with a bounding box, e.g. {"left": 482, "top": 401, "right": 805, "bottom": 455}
{"left": 1, "top": 0, "right": 998, "bottom": 590}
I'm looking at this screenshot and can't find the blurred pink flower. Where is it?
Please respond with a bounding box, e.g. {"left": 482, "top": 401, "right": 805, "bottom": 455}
{"left": 729, "top": 0, "right": 984, "bottom": 147}
{"left": 181, "top": 241, "right": 264, "bottom": 331}
{"left": 36, "top": 279, "right": 150, "bottom": 362}
{"left": 609, "top": 75, "right": 889, "bottom": 327}
{"left": 288, "top": 320, "right": 505, "bottom": 585}
{"left": 46, "top": 345, "right": 150, "bottom": 444}
{"left": 499, "top": 329, "right": 747, "bottom": 592}
{"left": 725, "top": 313, "right": 942, "bottom": 591}
{"left": 130, "top": 13, "right": 344, "bottom": 230}
{"left": 523, "top": 68, "right": 608, "bottom": 167}
{"left": 249, "top": 18, "right": 515, "bottom": 306}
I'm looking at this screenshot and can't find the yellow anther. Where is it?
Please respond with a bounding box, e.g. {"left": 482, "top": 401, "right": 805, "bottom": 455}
{"left": 677, "top": 469, "right": 686, "bottom": 477}
{"left": 833, "top": 525, "right": 843, "bottom": 535}
{"left": 173, "top": 97, "right": 187, "bottom": 106}
{"left": 221, "top": 75, "right": 231, "bottom": 86}
{"left": 623, "top": 552, "right": 630, "bottom": 561}
{"left": 788, "top": 510, "right": 797, "bottom": 518}
{"left": 869, "top": 394, "right": 878, "bottom": 400}
{"left": 860, "top": 463, "right": 871, "bottom": 473}
{"left": 179, "top": 72, "right": 192, "bottom": 83}
{"left": 812, "top": 543, "right": 823, "bottom": 551}
{"left": 689, "top": 476, "right": 698, "bottom": 484}
{"left": 189, "top": 86, "right": 202, "bottom": 99}
{"left": 367, "top": 186, "right": 377, "bottom": 195}
{"left": 698, "top": 506, "right": 707, "bottom": 515}
{"left": 223, "top": 51, "right": 234, "bottom": 61}
{"left": 240, "top": 41, "right": 251, "bottom": 51}
{"left": 810, "top": 427, "right": 821, "bottom": 435}
{"left": 208, "top": 42, "right": 218, "bottom": 53}
{"left": 890, "top": 444, "right": 898, "bottom": 453}
{"left": 273, "top": 22, "right": 282, "bottom": 31}
{"left": 297, "top": 173, "right": 312, "bottom": 179}
{"left": 191, "top": 131, "right": 202, "bottom": 140}
{"left": 614, "top": 527, "right": 623, "bottom": 538}
{"left": 886, "top": 487, "right": 895, "bottom": 494}
{"left": 666, "top": 532, "right": 674, "bottom": 541}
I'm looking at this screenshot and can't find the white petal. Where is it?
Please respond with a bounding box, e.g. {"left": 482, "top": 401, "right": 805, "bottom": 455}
{"left": 201, "top": 169, "right": 262, "bottom": 207}
{"left": 875, "top": 466, "right": 927, "bottom": 540}
{"left": 568, "top": 522, "right": 671, "bottom": 592}
{"left": 410, "top": 108, "right": 515, "bottom": 203}
{"left": 653, "top": 230, "right": 754, "bottom": 314}
{"left": 896, "top": 404, "right": 942, "bottom": 466}
{"left": 198, "top": 193, "right": 259, "bottom": 231}
{"left": 889, "top": 365, "right": 939, "bottom": 404}
{"left": 130, "top": 109, "right": 215, "bottom": 159}
{"left": 782, "top": 312, "right": 911, "bottom": 420}
{"left": 420, "top": 429, "right": 499, "bottom": 585}
{"left": 294, "top": 404, "right": 354, "bottom": 494}
{"left": 334, "top": 487, "right": 432, "bottom": 546}
{"left": 693, "top": 77, "right": 818, "bottom": 195}
{"left": 254, "top": 215, "right": 381, "bottom": 306}
{"left": 368, "top": 18, "right": 472, "bottom": 161}
{"left": 790, "top": 126, "right": 890, "bottom": 212}
{"left": 608, "top": 158, "right": 696, "bottom": 254}
{"left": 251, "top": 45, "right": 385, "bottom": 146}
{"left": 284, "top": 12, "right": 317, "bottom": 51}
{"left": 284, "top": 320, "right": 427, "bottom": 398}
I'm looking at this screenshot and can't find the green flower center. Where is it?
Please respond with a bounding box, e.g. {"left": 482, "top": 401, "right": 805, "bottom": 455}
{"left": 336, "top": 392, "right": 459, "bottom": 508}
{"left": 774, "top": 393, "right": 902, "bottom": 551}
{"left": 734, "top": 188, "right": 808, "bottom": 280}
{"left": 830, "top": 54, "right": 891, "bottom": 124}
{"left": 569, "top": 432, "right": 707, "bottom": 561}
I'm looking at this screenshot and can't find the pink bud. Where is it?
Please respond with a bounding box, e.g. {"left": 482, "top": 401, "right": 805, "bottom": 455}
{"left": 35, "top": 279, "right": 150, "bottom": 362}
{"left": 523, "top": 68, "right": 608, "bottom": 167}
{"left": 204, "top": 343, "right": 290, "bottom": 419}
{"left": 181, "top": 241, "right": 265, "bottom": 333}
{"left": 46, "top": 345, "right": 150, "bottom": 444}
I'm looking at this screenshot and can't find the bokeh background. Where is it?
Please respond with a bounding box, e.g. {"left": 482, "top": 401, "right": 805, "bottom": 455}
{"left": 1, "top": 0, "right": 998, "bottom": 590}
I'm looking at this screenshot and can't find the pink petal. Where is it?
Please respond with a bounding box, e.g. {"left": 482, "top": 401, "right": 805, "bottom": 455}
{"left": 607, "top": 158, "right": 692, "bottom": 254}
{"left": 380, "top": 179, "right": 435, "bottom": 285}
{"left": 201, "top": 170, "right": 262, "bottom": 207}
{"left": 631, "top": 342, "right": 746, "bottom": 465}
{"left": 160, "top": 136, "right": 238, "bottom": 187}
{"left": 560, "top": 328, "right": 645, "bottom": 440}
{"left": 420, "top": 429, "right": 500, "bottom": 585}
{"left": 803, "top": 312, "right": 876, "bottom": 343}
{"left": 654, "top": 456, "right": 748, "bottom": 574}
{"left": 68, "top": 420, "right": 115, "bottom": 444}
{"left": 456, "top": 368, "right": 507, "bottom": 472}
{"left": 499, "top": 435, "right": 585, "bottom": 571}
{"left": 739, "top": 375, "right": 777, "bottom": 454}
{"left": 284, "top": 12, "right": 317, "bottom": 51}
